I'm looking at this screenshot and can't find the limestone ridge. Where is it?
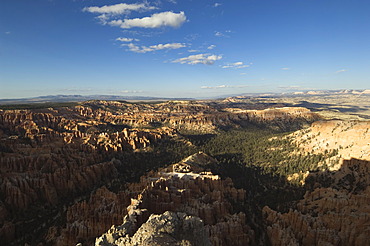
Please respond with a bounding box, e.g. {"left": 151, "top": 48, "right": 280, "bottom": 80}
{"left": 263, "top": 158, "right": 370, "bottom": 246}
{"left": 95, "top": 152, "right": 254, "bottom": 246}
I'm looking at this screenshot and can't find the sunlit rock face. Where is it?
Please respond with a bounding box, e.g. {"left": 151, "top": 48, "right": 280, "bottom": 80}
{"left": 96, "top": 211, "right": 212, "bottom": 246}
{"left": 263, "top": 120, "right": 370, "bottom": 246}
{"left": 94, "top": 153, "right": 255, "bottom": 246}
{"left": 263, "top": 158, "right": 370, "bottom": 246}
{"left": 290, "top": 120, "right": 370, "bottom": 164}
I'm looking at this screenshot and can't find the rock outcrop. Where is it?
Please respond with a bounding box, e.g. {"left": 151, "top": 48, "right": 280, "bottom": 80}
{"left": 263, "top": 158, "right": 370, "bottom": 246}
{"left": 97, "top": 211, "right": 211, "bottom": 246}
{"left": 73, "top": 101, "right": 320, "bottom": 132}
{"left": 94, "top": 153, "right": 254, "bottom": 246}
{"left": 45, "top": 186, "right": 132, "bottom": 246}
{"left": 288, "top": 120, "right": 370, "bottom": 170}
{"left": 0, "top": 108, "right": 174, "bottom": 245}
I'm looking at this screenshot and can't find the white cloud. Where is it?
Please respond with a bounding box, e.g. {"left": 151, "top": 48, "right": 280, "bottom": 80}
{"left": 201, "top": 85, "right": 226, "bottom": 89}
{"left": 120, "top": 90, "right": 143, "bottom": 93}
{"left": 150, "top": 43, "right": 186, "bottom": 50}
{"left": 59, "top": 87, "right": 93, "bottom": 92}
{"left": 83, "top": 3, "right": 156, "bottom": 16}
{"left": 215, "top": 30, "right": 231, "bottom": 37}
{"left": 207, "top": 45, "right": 216, "bottom": 50}
{"left": 96, "top": 14, "right": 110, "bottom": 24}
{"left": 125, "top": 42, "right": 186, "bottom": 53}
{"left": 335, "top": 69, "right": 347, "bottom": 73}
{"left": 213, "top": 3, "right": 222, "bottom": 7}
{"left": 222, "top": 62, "right": 250, "bottom": 69}
{"left": 109, "top": 11, "right": 186, "bottom": 29}
{"left": 201, "top": 85, "right": 248, "bottom": 89}
{"left": 281, "top": 67, "right": 291, "bottom": 70}
{"left": 5, "top": 31, "right": 10, "bottom": 35}
{"left": 173, "top": 53, "right": 222, "bottom": 65}
{"left": 215, "top": 31, "right": 224, "bottom": 37}
{"left": 278, "top": 85, "right": 302, "bottom": 90}
{"left": 188, "top": 49, "right": 199, "bottom": 53}
{"left": 116, "top": 37, "right": 140, "bottom": 42}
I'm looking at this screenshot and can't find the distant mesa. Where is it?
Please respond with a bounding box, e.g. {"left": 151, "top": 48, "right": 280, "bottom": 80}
{"left": 294, "top": 89, "right": 370, "bottom": 96}
{"left": 0, "top": 95, "right": 193, "bottom": 105}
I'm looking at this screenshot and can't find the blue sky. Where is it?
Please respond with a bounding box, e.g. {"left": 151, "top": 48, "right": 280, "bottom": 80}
{"left": 1, "top": 0, "right": 370, "bottom": 99}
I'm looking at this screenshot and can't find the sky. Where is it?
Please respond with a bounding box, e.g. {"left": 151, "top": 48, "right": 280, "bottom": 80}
{"left": 1, "top": 0, "right": 370, "bottom": 99}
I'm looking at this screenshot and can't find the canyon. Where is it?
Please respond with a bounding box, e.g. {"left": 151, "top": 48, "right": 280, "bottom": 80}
{"left": 0, "top": 99, "right": 369, "bottom": 245}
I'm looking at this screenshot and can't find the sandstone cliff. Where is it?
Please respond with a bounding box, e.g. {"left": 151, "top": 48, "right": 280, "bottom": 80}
{"left": 289, "top": 120, "right": 370, "bottom": 170}
{"left": 262, "top": 120, "right": 370, "bottom": 245}
{"left": 74, "top": 101, "right": 320, "bottom": 132}
{"left": 94, "top": 153, "right": 254, "bottom": 246}
{"left": 0, "top": 108, "right": 174, "bottom": 245}
{"left": 97, "top": 211, "right": 211, "bottom": 246}
{"left": 263, "top": 158, "right": 370, "bottom": 246}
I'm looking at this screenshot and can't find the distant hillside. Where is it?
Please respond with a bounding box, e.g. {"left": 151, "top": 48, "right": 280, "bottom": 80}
{"left": 223, "top": 89, "right": 370, "bottom": 121}
{"left": 231, "top": 89, "right": 370, "bottom": 99}
{"left": 2, "top": 90, "right": 369, "bottom": 105}
{"left": 0, "top": 95, "right": 193, "bottom": 105}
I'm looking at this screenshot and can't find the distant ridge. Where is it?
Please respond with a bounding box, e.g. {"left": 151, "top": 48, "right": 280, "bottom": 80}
{"left": 226, "top": 89, "right": 370, "bottom": 99}
{"left": 286, "top": 89, "right": 370, "bottom": 96}
{"left": 0, "top": 95, "right": 194, "bottom": 105}
{"left": 1, "top": 89, "right": 369, "bottom": 105}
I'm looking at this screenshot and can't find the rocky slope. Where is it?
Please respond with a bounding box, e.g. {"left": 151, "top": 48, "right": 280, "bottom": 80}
{"left": 103, "top": 211, "right": 211, "bottom": 246}
{"left": 263, "top": 158, "right": 370, "bottom": 246}
{"left": 0, "top": 108, "right": 175, "bottom": 245}
{"left": 288, "top": 120, "right": 370, "bottom": 169}
{"left": 261, "top": 120, "right": 370, "bottom": 245}
{"left": 94, "top": 153, "right": 254, "bottom": 246}
{"left": 75, "top": 100, "right": 320, "bottom": 132}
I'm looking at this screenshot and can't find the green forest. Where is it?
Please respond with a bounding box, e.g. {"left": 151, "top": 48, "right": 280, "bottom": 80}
{"left": 143, "top": 126, "right": 339, "bottom": 211}
{"left": 180, "top": 127, "right": 336, "bottom": 179}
